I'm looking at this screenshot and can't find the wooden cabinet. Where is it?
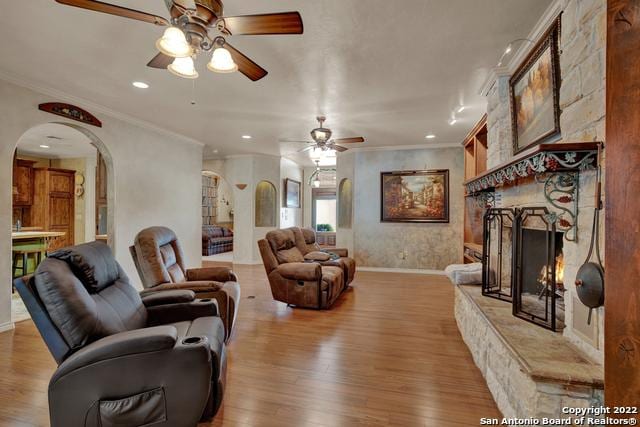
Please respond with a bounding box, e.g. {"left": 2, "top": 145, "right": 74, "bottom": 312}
{"left": 13, "top": 159, "right": 36, "bottom": 206}
{"left": 462, "top": 115, "right": 488, "bottom": 264}
{"left": 32, "top": 168, "right": 75, "bottom": 250}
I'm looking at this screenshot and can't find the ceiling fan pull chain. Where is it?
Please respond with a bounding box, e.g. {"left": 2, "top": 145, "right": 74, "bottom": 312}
{"left": 191, "top": 79, "right": 197, "bottom": 105}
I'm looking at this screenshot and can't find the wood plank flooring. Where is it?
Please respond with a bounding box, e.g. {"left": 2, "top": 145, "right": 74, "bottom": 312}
{"left": 0, "top": 264, "right": 500, "bottom": 426}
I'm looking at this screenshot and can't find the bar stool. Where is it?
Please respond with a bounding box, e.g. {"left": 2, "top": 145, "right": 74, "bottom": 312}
{"left": 12, "top": 248, "right": 44, "bottom": 279}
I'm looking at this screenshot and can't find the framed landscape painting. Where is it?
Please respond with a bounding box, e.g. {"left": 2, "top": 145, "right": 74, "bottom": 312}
{"left": 380, "top": 170, "right": 449, "bottom": 223}
{"left": 285, "top": 178, "right": 301, "bottom": 208}
{"left": 510, "top": 17, "right": 561, "bottom": 154}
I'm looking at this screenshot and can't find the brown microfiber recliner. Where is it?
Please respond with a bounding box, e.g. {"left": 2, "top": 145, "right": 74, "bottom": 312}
{"left": 294, "top": 227, "right": 356, "bottom": 285}
{"left": 257, "top": 228, "right": 346, "bottom": 309}
{"left": 130, "top": 226, "right": 240, "bottom": 342}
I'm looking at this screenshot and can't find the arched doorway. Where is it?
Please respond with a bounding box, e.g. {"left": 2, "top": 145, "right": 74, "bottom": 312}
{"left": 9, "top": 122, "right": 115, "bottom": 323}
{"left": 201, "top": 170, "right": 235, "bottom": 262}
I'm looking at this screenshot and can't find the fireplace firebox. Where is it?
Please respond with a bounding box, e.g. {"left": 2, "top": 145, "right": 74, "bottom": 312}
{"left": 483, "top": 207, "right": 565, "bottom": 331}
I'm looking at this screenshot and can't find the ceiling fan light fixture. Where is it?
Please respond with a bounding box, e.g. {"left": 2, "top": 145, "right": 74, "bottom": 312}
{"left": 207, "top": 47, "right": 238, "bottom": 73}
{"left": 156, "top": 27, "right": 193, "bottom": 58}
{"left": 313, "top": 178, "right": 321, "bottom": 188}
{"left": 168, "top": 56, "right": 199, "bottom": 79}
{"left": 311, "top": 128, "right": 331, "bottom": 142}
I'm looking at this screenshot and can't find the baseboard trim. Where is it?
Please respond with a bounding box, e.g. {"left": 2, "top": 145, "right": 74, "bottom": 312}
{"left": 0, "top": 321, "right": 15, "bottom": 334}
{"left": 357, "top": 267, "right": 445, "bottom": 275}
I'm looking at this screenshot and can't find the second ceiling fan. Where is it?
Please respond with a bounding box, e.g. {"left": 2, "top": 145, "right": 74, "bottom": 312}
{"left": 54, "top": 0, "right": 303, "bottom": 81}
{"left": 292, "top": 116, "right": 365, "bottom": 153}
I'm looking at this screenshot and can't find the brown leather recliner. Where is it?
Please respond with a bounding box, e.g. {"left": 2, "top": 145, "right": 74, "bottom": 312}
{"left": 294, "top": 227, "right": 356, "bottom": 285}
{"left": 130, "top": 226, "right": 240, "bottom": 342}
{"left": 14, "top": 241, "right": 226, "bottom": 426}
{"left": 257, "top": 228, "right": 346, "bottom": 309}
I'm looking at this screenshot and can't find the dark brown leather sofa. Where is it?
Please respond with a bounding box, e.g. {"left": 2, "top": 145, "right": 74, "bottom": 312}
{"left": 202, "top": 225, "right": 233, "bottom": 256}
{"left": 14, "top": 241, "right": 226, "bottom": 427}
{"left": 257, "top": 228, "right": 348, "bottom": 309}
{"left": 130, "top": 226, "right": 240, "bottom": 342}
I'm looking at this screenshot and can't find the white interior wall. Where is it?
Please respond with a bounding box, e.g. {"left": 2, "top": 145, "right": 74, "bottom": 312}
{"left": 336, "top": 152, "right": 355, "bottom": 255}
{"left": 280, "top": 157, "right": 303, "bottom": 229}
{"left": 0, "top": 78, "right": 203, "bottom": 331}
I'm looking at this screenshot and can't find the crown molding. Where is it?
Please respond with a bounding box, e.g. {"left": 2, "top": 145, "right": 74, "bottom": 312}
{"left": 0, "top": 69, "right": 205, "bottom": 147}
{"left": 479, "top": 0, "right": 564, "bottom": 97}
{"left": 349, "top": 142, "right": 461, "bottom": 153}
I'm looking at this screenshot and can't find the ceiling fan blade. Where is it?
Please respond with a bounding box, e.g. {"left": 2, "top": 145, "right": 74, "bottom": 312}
{"left": 54, "top": 0, "right": 169, "bottom": 26}
{"left": 147, "top": 52, "right": 173, "bottom": 69}
{"left": 297, "top": 145, "right": 316, "bottom": 153}
{"left": 331, "top": 145, "right": 348, "bottom": 152}
{"left": 332, "top": 137, "right": 365, "bottom": 144}
{"left": 224, "top": 42, "right": 268, "bottom": 81}
{"left": 221, "top": 12, "right": 303, "bottom": 35}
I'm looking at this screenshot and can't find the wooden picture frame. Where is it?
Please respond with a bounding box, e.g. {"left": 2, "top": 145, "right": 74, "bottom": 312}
{"left": 510, "top": 16, "right": 561, "bottom": 154}
{"left": 284, "top": 178, "right": 301, "bottom": 208}
{"left": 380, "top": 170, "right": 449, "bottom": 223}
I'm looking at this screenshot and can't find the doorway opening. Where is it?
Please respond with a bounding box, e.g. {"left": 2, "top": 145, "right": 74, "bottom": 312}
{"left": 201, "top": 170, "right": 235, "bottom": 263}
{"left": 10, "top": 122, "right": 114, "bottom": 323}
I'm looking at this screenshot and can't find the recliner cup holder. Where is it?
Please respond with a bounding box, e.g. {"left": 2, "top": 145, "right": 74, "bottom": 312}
{"left": 182, "top": 336, "right": 204, "bottom": 345}
{"left": 199, "top": 298, "right": 212, "bottom": 303}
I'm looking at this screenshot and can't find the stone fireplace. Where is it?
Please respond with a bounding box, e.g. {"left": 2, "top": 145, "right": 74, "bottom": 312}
{"left": 454, "top": 0, "right": 606, "bottom": 419}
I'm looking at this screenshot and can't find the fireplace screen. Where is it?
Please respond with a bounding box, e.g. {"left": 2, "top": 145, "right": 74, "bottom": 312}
{"left": 512, "top": 207, "right": 565, "bottom": 331}
{"left": 482, "top": 207, "right": 565, "bottom": 331}
{"left": 482, "top": 208, "right": 515, "bottom": 302}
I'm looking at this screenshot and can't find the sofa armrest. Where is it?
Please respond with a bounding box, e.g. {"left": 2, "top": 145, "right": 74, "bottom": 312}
{"left": 275, "top": 262, "right": 321, "bottom": 281}
{"left": 146, "top": 299, "right": 219, "bottom": 326}
{"left": 53, "top": 326, "right": 178, "bottom": 381}
{"left": 141, "top": 290, "right": 195, "bottom": 307}
{"left": 186, "top": 266, "right": 238, "bottom": 282}
{"left": 325, "top": 248, "right": 348, "bottom": 257}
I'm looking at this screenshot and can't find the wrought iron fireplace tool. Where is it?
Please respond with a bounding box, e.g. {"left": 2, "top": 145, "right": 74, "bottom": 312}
{"left": 575, "top": 143, "right": 604, "bottom": 324}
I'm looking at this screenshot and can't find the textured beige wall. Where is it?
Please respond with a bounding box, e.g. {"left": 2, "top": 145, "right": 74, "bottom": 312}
{"left": 0, "top": 78, "right": 203, "bottom": 331}
{"left": 352, "top": 147, "right": 464, "bottom": 270}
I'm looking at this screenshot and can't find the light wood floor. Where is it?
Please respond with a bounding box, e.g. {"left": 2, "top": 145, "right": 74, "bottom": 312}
{"left": 0, "top": 264, "right": 500, "bottom": 426}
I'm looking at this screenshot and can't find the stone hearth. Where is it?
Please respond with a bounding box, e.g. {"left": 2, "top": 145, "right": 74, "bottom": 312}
{"left": 455, "top": 285, "right": 603, "bottom": 419}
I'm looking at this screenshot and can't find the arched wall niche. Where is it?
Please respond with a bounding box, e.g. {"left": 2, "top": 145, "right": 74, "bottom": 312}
{"left": 338, "top": 178, "right": 353, "bottom": 228}
{"left": 255, "top": 180, "right": 277, "bottom": 227}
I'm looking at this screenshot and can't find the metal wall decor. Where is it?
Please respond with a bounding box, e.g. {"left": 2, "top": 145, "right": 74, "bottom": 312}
{"left": 39, "top": 103, "right": 102, "bottom": 127}
{"left": 536, "top": 172, "right": 579, "bottom": 241}
{"left": 465, "top": 148, "right": 597, "bottom": 195}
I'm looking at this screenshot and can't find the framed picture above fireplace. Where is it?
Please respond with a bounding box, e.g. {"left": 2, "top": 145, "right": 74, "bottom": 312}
{"left": 380, "top": 170, "right": 449, "bottom": 223}
{"left": 510, "top": 16, "right": 561, "bottom": 154}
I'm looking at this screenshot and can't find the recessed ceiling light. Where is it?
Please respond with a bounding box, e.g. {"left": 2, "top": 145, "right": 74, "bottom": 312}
{"left": 132, "top": 81, "right": 149, "bottom": 89}
{"left": 457, "top": 106, "right": 466, "bottom": 113}
{"left": 213, "top": 149, "right": 219, "bottom": 153}
{"left": 39, "top": 144, "right": 50, "bottom": 149}
{"left": 242, "top": 135, "right": 252, "bottom": 140}
{"left": 448, "top": 118, "right": 457, "bottom": 125}
{"left": 425, "top": 134, "right": 436, "bottom": 139}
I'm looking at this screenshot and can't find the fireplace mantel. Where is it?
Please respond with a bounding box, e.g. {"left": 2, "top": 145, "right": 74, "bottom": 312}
{"left": 464, "top": 142, "right": 601, "bottom": 195}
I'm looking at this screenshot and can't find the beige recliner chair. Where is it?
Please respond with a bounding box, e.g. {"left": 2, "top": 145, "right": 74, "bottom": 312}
{"left": 130, "top": 226, "right": 240, "bottom": 342}
{"left": 257, "top": 228, "right": 347, "bottom": 309}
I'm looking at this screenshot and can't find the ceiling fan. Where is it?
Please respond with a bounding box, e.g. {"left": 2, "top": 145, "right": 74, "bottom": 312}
{"left": 289, "top": 116, "right": 365, "bottom": 153}
{"left": 53, "top": 0, "right": 303, "bottom": 81}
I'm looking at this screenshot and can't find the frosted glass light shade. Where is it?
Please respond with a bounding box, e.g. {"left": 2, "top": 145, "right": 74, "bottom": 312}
{"left": 168, "top": 56, "right": 199, "bottom": 79}
{"left": 156, "top": 27, "right": 193, "bottom": 58}
{"left": 207, "top": 47, "right": 238, "bottom": 73}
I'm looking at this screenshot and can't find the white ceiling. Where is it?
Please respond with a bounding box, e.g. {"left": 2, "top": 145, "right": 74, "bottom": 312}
{"left": 17, "top": 123, "right": 97, "bottom": 159}
{"left": 0, "top": 0, "right": 551, "bottom": 165}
